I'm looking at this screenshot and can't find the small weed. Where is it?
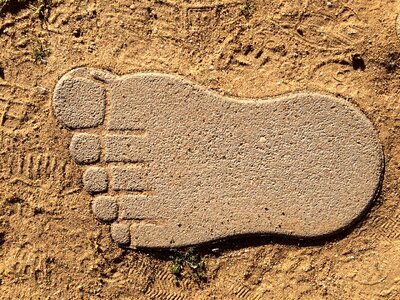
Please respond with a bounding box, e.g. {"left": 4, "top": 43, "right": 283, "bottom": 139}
{"left": 0, "top": 0, "right": 10, "bottom": 8}
{"left": 170, "top": 256, "right": 184, "bottom": 282}
{"left": 31, "top": 42, "right": 49, "bottom": 64}
{"left": 382, "top": 52, "right": 400, "bottom": 74}
{"left": 88, "top": 239, "right": 102, "bottom": 254}
{"left": 241, "top": 0, "right": 255, "bottom": 18}
{"left": 30, "top": 0, "right": 51, "bottom": 21}
{"left": 93, "top": 242, "right": 101, "bottom": 254}
{"left": 170, "top": 248, "right": 206, "bottom": 285}
{"left": 6, "top": 196, "right": 24, "bottom": 204}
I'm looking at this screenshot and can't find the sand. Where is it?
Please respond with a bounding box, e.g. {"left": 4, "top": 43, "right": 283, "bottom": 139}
{"left": 1, "top": 0, "right": 400, "bottom": 298}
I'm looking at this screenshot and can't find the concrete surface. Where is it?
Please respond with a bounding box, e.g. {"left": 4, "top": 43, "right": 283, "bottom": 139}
{"left": 54, "top": 77, "right": 106, "bottom": 129}
{"left": 83, "top": 167, "right": 108, "bottom": 193}
{"left": 69, "top": 133, "right": 101, "bottom": 164}
{"left": 53, "top": 67, "right": 384, "bottom": 249}
{"left": 92, "top": 196, "right": 118, "bottom": 222}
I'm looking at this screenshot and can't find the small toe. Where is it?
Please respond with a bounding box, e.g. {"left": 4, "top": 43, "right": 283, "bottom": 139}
{"left": 69, "top": 133, "right": 101, "bottom": 164}
{"left": 83, "top": 167, "right": 108, "bottom": 193}
{"left": 111, "top": 223, "right": 131, "bottom": 246}
{"left": 92, "top": 196, "right": 118, "bottom": 222}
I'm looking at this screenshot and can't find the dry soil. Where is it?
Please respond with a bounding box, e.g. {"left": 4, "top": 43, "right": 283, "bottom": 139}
{"left": 1, "top": 0, "right": 400, "bottom": 299}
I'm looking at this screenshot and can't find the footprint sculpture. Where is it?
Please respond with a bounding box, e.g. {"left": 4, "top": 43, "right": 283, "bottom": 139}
{"left": 53, "top": 68, "right": 383, "bottom": 249}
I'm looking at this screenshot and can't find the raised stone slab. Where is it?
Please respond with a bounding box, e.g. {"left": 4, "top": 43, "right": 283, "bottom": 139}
{"left": 53, "top": 68, "right": 383, "bottom": 249}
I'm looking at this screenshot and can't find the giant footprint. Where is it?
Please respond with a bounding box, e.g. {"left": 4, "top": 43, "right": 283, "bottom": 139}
{"left": 53, "top": 68, "right": 383, "bottom": 249}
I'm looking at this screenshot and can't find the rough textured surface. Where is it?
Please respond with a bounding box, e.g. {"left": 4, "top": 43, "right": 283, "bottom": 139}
{"left": 53, "top": 67, "right": 383, "bottom": 249}
{"left": 110, "top": 223, "right": 131, "bottom": 246}
{"left": 53, "top": 77, "right": 106, "bottom": 129}
{"left": 111, "top": 166, "right": 148, "bottom": 191}
{"left": 82, "top": 167, "right": 109, "bottom": 193}
{"left": 104, "top": 135, "right": 148, "bottom": 163}
{"left": 69, "top": 133, "right": 101, "bottom": 164}
{"left": 92, "top": 196, "right": 118, "bottom": 222}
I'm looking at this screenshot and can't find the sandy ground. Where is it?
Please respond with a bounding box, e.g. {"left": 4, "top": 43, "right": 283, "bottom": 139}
{"left": 1, "top": 0, "right": 400, "bottom": 299}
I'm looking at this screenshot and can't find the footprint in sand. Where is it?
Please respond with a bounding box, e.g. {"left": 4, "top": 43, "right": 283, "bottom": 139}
{"left": 52, "top": 67, "right": 383, "bottom": 249}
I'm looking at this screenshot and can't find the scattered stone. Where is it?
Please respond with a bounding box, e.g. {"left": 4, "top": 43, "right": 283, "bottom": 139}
{"left": 35, "top": 86, "right": 49, "bottom": 95}
{"left": 82, "top": 167, "right": 108, "bottom": 193}
{"left": 53, "top": 67, "right": 384, "bottom": 249}
{"left": 69, "top": 133, "right": 101, "bottom": 164}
